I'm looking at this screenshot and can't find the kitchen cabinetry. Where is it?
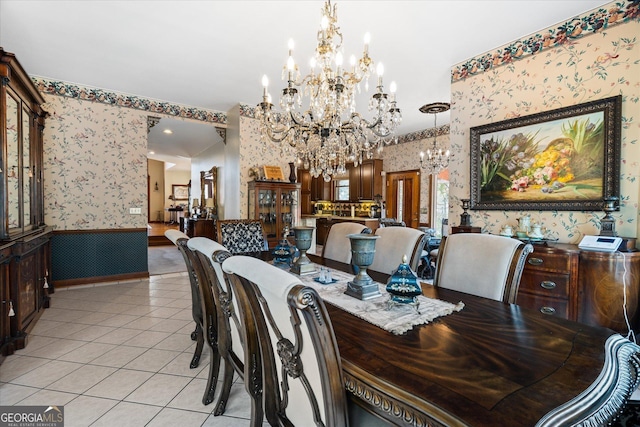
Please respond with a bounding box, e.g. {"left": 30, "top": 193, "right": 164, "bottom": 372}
{"left": 315, "top": 216, "right": 380, "bottom": 246}
{"left": 248, "top": 181, "right": 301, "bottom": 249}
{"left": 298, "top": 169, "right": 313, "bottom": 214}
{"left": 298, "top": 169, "right": 331, "bottom": 213}
{"left": 0, "top": 48, "right": 51, "bottom": 360}
{"left": 349, "top": 159, "right": 383, "bottom": 201}
{"left": 516, "top": 243, "right": 640, "bottom": 334}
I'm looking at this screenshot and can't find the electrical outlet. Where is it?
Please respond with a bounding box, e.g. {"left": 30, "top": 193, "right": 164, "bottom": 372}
{"left": 129, "top": 207, "right": 142, "bottom": 215}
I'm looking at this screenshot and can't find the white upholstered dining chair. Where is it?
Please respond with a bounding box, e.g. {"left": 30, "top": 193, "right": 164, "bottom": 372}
{"left": 164, "top": 229, "right": 204, "bottom": 369}
{"left": 222, "top": 255, "right": 350, "bottom": 427}
{"left": 433, "top": 233, "right": 534, "bottom": 303}
{"left": 369, "top": 226, "right": 427, "bottom": 275}
{"left": 322, "top": 222, "right": 372, "bottom": 264}
{"left": 186, "top": 237, "right": 263, "bottom": 424}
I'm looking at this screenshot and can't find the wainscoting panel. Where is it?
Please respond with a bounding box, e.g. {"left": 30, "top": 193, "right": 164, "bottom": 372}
{"left": 51, "top": 229, "right": 148, "bottom": 286}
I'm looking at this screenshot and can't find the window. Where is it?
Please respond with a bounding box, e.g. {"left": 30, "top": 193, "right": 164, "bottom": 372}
{"left": 334, "top": 179, "right": 350, "bottom": 201}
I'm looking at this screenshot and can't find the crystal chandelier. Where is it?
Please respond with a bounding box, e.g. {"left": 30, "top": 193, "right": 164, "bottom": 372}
{"left": 419, "top": 102, "right": 450, "bottom": 174}
{"left": 255, "top": 0, "right": 402, "bottom": 182}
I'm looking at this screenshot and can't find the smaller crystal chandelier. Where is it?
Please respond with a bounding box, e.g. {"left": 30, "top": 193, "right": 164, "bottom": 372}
{"left": 419, "top": 102, "right": 450, "bottom": 174}
{"left": 256, "top": 0, "right": 402, "bottom": 181}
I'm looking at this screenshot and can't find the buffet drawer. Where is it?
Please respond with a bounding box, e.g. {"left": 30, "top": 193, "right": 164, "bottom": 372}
{"left": 516, "top": 292, "right": 569, "bottom": 318}
{"left": 524, "top": 251, "right": 572, "bottom": 272}
{"left": 519, "top": 270, "right": 570, "bottom": 298}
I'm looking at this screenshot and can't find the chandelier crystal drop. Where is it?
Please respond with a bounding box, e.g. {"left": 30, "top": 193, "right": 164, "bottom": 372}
{"left": 419, "top": 102, "right": 450, "bottom": 175}
{"left": 255, "top": 0, "right": 402, "bottom": 180}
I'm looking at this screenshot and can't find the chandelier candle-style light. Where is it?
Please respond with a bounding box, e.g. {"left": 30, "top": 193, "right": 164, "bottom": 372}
{"left": 256, "top": 0, "right": 402, "bottom": 181}
{"left": 419, "top": 102, "right": 450, "bottom": 174}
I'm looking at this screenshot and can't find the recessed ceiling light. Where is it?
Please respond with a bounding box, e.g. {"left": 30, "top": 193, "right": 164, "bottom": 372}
{"left": 163, "top": 129, "right": 173, "bottom": 134}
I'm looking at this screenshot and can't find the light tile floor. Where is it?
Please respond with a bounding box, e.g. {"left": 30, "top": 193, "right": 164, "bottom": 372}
{"left": 0, "top": 272, "right": 265, "bottom": 427}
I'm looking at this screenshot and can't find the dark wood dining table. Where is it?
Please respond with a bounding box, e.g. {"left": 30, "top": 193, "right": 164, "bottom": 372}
{"left": 309, "top": 255, "right": 640, "bottom": 427}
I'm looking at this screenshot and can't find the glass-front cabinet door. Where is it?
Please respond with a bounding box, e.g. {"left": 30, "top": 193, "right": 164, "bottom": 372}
{"left": 248, "top": 181, "right": 301, "bottom": 248}
{"left": 5, "top": 92, "right": 20, "bottom": 234}
{"left": 281, "top": 187, "right": 299, "bottom": 238}
{"left": 22, "top": 106, "right": 32, "bottom": 231}
{"left": 2, "top": 88, "right": 35, "bottom": 238}
{"left": 259, "top": 188, "right": 278, "bottom": 241}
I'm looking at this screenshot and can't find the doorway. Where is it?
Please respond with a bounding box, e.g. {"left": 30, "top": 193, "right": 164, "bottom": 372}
{"left": 386, "top": 170, "right": 420, "bottom": 228}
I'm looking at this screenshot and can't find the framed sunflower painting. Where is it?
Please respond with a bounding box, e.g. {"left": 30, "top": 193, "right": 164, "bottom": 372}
{"left": 470, "top": 95, "right": 621, "bottom": 211}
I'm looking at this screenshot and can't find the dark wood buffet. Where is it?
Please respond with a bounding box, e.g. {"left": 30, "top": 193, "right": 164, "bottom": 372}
{"left": 180, "top": 217, "right": 216, "bottom": 240}
{"left": 0, "top": 48, "right": 51, "bottom": 363}
{"left": 516, "top": 242, "right": 640, "bottom": 334}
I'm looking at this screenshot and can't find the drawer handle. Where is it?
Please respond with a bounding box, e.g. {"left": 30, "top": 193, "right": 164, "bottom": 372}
{"left": 528, "top": 257, "right": 544, "bottom": 266}
{"left": 540, "top": 281, "right": 557, "bottom": 290}
{"left": 540, "top": 306, "right": 556, "bottom": 315}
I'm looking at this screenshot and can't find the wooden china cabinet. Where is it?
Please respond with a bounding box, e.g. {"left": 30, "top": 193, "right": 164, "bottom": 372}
{"left": 0, "top": 48, "right": 52, "bottom": 363}
{"left": 248, "top": 180, "right": 300, "bottom": 249}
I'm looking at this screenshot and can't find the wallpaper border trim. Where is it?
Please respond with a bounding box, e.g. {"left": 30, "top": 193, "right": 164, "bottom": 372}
{"left": 451, "top": 0, "right": 639, "bottom": 82}
{"left": 32, "top": 77, "right": 227, "bottom": 125}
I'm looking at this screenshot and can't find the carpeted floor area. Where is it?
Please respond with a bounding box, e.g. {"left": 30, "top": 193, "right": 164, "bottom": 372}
{"left": 148, "top": 246, "right": 187, "bottom": 276}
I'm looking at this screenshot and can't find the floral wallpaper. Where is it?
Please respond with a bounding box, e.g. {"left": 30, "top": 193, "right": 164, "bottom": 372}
{"left": 237, "top": 115, "right": 296, "bottom": 219}
{"left": 378, "top": 129, "right": 451, "bottom": 225}
{"left": 449, "top": 2, "right": 640, "bottom": 244}
{"left": 42, "top": 94, "right": 149, "bottom": 230}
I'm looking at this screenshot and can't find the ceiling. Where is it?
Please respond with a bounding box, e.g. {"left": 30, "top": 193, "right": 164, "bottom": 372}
{"left": 0, "top": 0, "right": 607, "bottom": 171}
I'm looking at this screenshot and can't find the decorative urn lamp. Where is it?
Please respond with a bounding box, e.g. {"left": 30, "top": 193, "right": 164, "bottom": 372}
{"left": 599, "top": 196, "right": 618, "bottom": 237}
{"left": 386, "top": 255, "right": 422, "bottom": 310}
{"left": 459, "top": 199, "right": 471, "bottom": 227}
{"left": 345, "top": 233, "right": 382, "bottom": 300}
{"left": 290, "top": 226, "right": 316, "bottom": 275}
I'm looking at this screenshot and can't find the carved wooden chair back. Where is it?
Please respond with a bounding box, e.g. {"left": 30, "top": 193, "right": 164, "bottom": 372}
{"left": 216, "top": 219, "right": 268, "bottom": 256}
{"left": 187, "top": 237, "right": 263, "bottom": 423}
{"left": 322, "top": 222, "right": 372, "bottom": 264}
{"left": 164, "top": 229, "right": 204, "bottom": 369}
{"left": 222, "top": 256, "right": 349, "bottom": 427}
{"left": 370, "top": 227, "right": 427, "bottom": 275}
{"left": 433, "top": 233, "right": 534, "bottom": 303}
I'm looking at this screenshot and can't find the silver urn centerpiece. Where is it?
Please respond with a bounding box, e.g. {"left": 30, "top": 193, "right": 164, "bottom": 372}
{"left": 345, "top": 233, "right": 382, "bottom": 300}
{"left": 290, "top": 226, "right": 316, "bottom": 275}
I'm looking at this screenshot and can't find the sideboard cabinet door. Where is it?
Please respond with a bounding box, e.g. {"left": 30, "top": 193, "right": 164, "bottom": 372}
{"left": 578, "top": 250, "right": 640, "bottom": 333}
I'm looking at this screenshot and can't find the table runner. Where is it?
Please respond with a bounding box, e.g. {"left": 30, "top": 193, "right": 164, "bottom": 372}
{"left": 296, "top": 264, "right": 464, "bottom": 335}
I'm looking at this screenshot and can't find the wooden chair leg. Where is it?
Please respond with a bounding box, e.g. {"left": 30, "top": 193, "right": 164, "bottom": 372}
{"left": 190, "top": 324, "right": 204, "bottom": 369}
{"left": 213, "top": 361, "right": 234, "bottom": 415}
{"left": 203, "top": 347, "right": 221, "bottom": 405}
{"left": 249, "top": 395, "right": 264, "bottom": 427}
